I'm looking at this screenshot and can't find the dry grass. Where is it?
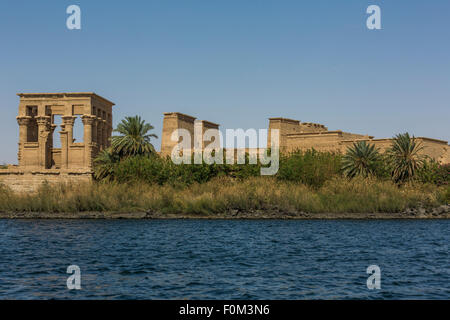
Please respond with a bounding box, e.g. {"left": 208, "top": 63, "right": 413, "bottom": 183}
{"left": 0, "top": 177, "right": 448, "bottom": 214}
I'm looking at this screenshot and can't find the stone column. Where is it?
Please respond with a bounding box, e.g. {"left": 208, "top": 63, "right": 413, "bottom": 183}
{"left": 62, "top": 116, "right": 76, "bottom": 145}
{"left": 97, "top": 118, "right": 104, "bottom": 150}
{"left": 81, "top": 115, "right": 95, "bottom": 169}
{"left": 16, "top": 116, "right": 31, "bottom": 167}
{"left": 90, "top": 117, "right": 98, "bottom": 158}
{"left": 91, "top": 117, "right": 98, "bottom": 145}
{"left": 36, "top": 116, "right": 51, "bottom": 169}
{"left": 102, "top": 120, "right": 108, "bottom": 148}
{"left": 107, "top": 124, "right": 113, "bottom": 147}
{"left": 49, "top": 124, "right": 57, "bottom": 147}
{"left": 49, "top": 124, "right": 57, "bottom": 168}
{"left": 60, "top": 123, "right": 68, "bottom": 169}
{"left": 60, "top": 116, "right": 76, "bottom": 170}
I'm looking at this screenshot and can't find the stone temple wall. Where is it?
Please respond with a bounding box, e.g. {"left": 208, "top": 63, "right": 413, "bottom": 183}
{"left": 268, "top": 117, "right": 449, "bottom": 163}
{"left": 160, "top": 112, "right": 219, "bottom": 157}
{"left": 160, "top": 113, "right": 449, "bottom": 164}
{"left": 0, "top": 169, "right": 92, "bottom": 193}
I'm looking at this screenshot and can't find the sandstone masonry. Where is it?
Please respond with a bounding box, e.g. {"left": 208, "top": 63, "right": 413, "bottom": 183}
{"left": 0, "top": 93, "right": 114, "bottom": 192}
{"left": 160, "top": 113, "right": 450, "bottom": 164}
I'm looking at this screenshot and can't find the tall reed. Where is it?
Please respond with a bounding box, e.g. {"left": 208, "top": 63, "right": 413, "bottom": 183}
{"left": 0, "top": 177, "right": 446, "bottom": 214}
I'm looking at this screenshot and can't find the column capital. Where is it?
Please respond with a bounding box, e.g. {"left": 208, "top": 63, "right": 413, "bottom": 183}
{"left": 62, "top": 115, "right": 76, "bottom": 126}
{"left": 81, "top": 115, "right": 96, "bottom": 125}
{"left": 35, "top": 116, "right": 51, "bottom": 126}
{"left": 16, "top": 116, "right": 31, "bottom": 126}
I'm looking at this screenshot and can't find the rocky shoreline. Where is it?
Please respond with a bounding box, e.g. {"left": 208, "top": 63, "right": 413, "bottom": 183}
{"left": 1, "top": 204, "right": 449, "bottom": 219}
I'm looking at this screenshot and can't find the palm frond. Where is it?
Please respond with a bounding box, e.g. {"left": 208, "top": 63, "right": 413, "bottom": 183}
{"left": 111, "top": 115, "right": 158, "bottom": 157}
{"left": 341, "top": 140, "right": 380, "bottom": 178}
{"left": 93, "top": 148, "right": 120, "bottom": 181}
{"left": 387, "top": 133, "right": 424, "bottom": 183}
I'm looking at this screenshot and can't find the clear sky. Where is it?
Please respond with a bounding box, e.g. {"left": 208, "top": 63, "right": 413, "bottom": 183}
{"left": 0, "top": 0, "right": 449, "bottom": 163}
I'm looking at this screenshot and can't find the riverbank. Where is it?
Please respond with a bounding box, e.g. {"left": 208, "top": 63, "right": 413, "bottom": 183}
{"left": 1, "top": 204, "right": 449, "bottom": 219}
{"left": 0, "top": 176, "right": 448, "bottom": 218}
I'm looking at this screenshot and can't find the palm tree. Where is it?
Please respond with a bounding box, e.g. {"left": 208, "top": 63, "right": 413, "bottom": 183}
{"left": 111, "top": 116, "right": 158, "bottom": 157}
{"left": 93, "top": 148, "right": 120, "bottom": 181}
{"left": 341, "top": 140, "right": 380, "bottom": 178}
{"left": 388, "top": 133, "right": 424, "bottom": 183}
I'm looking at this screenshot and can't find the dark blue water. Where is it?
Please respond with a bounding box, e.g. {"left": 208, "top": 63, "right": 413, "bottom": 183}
{"left": 0, "top": 219, "right": 448, "bottom": 299}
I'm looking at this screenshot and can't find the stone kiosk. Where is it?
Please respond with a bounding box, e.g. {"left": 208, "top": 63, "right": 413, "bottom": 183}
{"left": 1, "top": 93, "right": 114, "bottom": 192}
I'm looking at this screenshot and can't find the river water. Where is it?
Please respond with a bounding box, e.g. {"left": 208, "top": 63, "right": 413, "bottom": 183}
{"left": 0, "top": 219, "right": 448, "bottom": 299}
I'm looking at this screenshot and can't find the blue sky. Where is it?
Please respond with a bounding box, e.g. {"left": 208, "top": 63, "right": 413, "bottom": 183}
{"left": 0, "top": 0, "right": 449, "bottom": 163}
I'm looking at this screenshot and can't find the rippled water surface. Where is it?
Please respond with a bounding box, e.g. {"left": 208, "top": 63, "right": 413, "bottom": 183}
{"left": 0, "top": 219, "right": 448, "bottom": 299}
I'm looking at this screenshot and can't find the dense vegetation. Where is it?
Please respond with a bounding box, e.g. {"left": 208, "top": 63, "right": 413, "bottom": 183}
{"left": 88, "top": 117, "right": 450, "bottom": 215}
{"left": 91, "top": 127, "right": 448, "bottom": 189}
{"left": 0, "top": 116, "right": 448, "bottom": 214}
{"left": 0, "top": 177, "right": 447, "bottom": 214}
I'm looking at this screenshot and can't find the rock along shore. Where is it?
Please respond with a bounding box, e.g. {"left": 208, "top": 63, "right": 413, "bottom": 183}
{"left": 1, "top": 205, "right": 449, "bottom": 219}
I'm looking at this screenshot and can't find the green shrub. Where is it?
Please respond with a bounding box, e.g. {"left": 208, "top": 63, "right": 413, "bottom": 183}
{"left": 94, "top": 145, "right": 445, "bottom": 190}
{"left": 113, "top": 155, "right": 222, "bottom": 186}
{"left": 99, "top": 152, "right": 262, "bottom": 186}
{"left": 277, "top": 149, "right": 341, "bottom": 188}
{"left": 113, "top": 155, "right": 162, "bottom": 184}
{"left": 417, "top": 160, "right": 450, "bottom": 186}
{"left": 371, "top": 153, "right": 392, "bottom": 180}
{"left": 442, "top": 186, "right": 450, "bottom": 203}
